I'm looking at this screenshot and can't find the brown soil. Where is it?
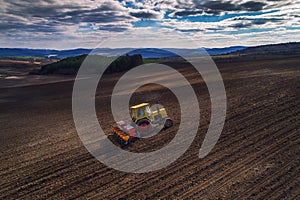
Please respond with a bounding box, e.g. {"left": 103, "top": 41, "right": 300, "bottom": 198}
{"left": 0, "top": 55, "right": 299, "bottom": 199}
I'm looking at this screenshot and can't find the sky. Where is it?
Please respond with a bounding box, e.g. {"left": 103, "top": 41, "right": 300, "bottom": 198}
{"left": 0, "top": 0, "right": 299, "bottom": 49}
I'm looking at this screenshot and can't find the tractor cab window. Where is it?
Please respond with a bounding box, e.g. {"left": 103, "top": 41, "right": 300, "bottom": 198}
{"left": 137, "top": 108, "right": 144, "bottom": 118}
{"left": 145, "top": 106, "right": 151, "bottom": 116}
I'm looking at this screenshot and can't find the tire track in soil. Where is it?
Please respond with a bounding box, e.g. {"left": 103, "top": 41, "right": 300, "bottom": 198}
{"left": 149, "top": 116, "right": 299, "bottom": 199}
{"left": 0, "top": 131, "right": 78, "bottom": 176}
{"left": 273, "top": 176, "right": 300, "bottom": 199}
{"left": 181, "top": 130, "right": 299, "bottom": 199}
{"left": 241, "top": 143, "right": 300, "bottom": 199}
{"left": 248, "top": 161, "right": 299, "bottom": 199}
{"left": 181, "top": 106, "right": 300, "bottom": 198}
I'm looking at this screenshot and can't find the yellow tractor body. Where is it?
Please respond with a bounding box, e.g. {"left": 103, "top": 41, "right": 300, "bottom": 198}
{"left": 112, "top": 102, "right": 173, "bottom": 146}
{"left": 130, "top": 103, "right": 169, "bottom": 123}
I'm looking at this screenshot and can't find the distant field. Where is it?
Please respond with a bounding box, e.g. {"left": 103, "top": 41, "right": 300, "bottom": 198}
{"left": 0, "top": 56, "right": 44, "bottom": 60}
{"left": 0, "top": 59, "right": 41, "bottom": 76}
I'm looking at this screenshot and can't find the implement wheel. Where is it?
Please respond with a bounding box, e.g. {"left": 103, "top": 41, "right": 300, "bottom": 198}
{"left": 136, "top": 119, "right": 152, "bottom": 137}
{"left": 164, "top": 118, "right": 173, "bottom": 129}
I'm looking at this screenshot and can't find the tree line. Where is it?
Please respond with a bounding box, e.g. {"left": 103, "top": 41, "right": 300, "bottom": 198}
{"left": 39, "top": 54, "right": 143, "bottom": 75}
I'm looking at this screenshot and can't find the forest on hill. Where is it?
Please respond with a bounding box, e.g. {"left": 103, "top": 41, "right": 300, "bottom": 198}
{"left": 39, "top": 54, "right": 143, "bottom": 75}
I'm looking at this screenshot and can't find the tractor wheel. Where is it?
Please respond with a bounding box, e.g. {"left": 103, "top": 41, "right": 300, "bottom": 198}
{"left": 164, "top": 118, "right": 173, "bottom": 129}
{"left": 136, "top": 119, "right": 152, "bottom": 137}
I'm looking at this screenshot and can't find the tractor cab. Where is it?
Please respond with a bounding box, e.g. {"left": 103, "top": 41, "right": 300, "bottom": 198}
{"left": 130, "top": 103, "right": 152, "bottom": 123}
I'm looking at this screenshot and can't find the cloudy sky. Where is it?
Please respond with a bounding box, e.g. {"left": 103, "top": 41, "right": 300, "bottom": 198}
{"left": 0, "top": 0, "right": 299, "bottom": 49}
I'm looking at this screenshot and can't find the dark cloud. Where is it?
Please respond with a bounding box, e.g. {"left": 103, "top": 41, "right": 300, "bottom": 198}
{"left": 230, "top": 22, "right": 252, "bottom": 28}
{"left": 129, "top": 11, "right": 160, "bottom": 19}
{"left": 176, "top": 28, "right": 204, "bottom": 32}
{"left": 174, "top": 10, "right": 203, "bottom": 17}
{"left": 62, "top": 7, "right": 134, "bottom": 24}
{"left": 233, "top": 17, "right": 283, "bottom": 27}
{"left": 5, "top": 0, "right": 84, "bottom": 18}
{"left": 8, "top": 0, "right": 132, "bottom": 24}
{"left": 251, "top": 18, "right": 281, "bottom": 25}
{"left": 174, "top": 0, "right": 269, "bottom": 15}
{"left": 226, "top": 16, "right": 286, "bottom": 31}
{"left": 0, "top": 12, "right": 61, "bottom": 33}
{"left": 199, "top": 1, "right": 238, "bottom": 14}
{"left": 0, "top": 22, "right": 59, "bottom": 33}
{"left": 0, "top": 23, "right": 54, "bottom": 33}
{"left": 174, "top": 0, "right": 194, "bottom": 9}
{"left": 99, "top": 24, "right": 130, "bottom": 32}
{"left": 207, "top": 27, "right": 225, "bottom": 31}
{"left": 241, "top": 1, "right": 266, "bottom": 11}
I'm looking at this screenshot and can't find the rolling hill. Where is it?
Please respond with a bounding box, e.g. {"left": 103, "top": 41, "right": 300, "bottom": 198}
{"left": 231, "top": 42, "right": 300, "bottom": 56}
{"left": 0, "top": 46, "right": 247, "bottom": 59}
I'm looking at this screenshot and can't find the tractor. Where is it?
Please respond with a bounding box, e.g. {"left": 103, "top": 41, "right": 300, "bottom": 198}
{"left": 112, "top": 103, "right": 173, "bottom": 146}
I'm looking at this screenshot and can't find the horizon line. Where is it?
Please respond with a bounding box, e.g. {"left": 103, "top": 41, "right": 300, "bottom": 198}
{"left": 0, "top": 41, "right": 299, "bottom": 51}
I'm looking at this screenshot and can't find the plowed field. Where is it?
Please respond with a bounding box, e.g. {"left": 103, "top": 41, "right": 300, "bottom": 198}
{"left": 1, "top": 55, "right": 299, "bottom": 199}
